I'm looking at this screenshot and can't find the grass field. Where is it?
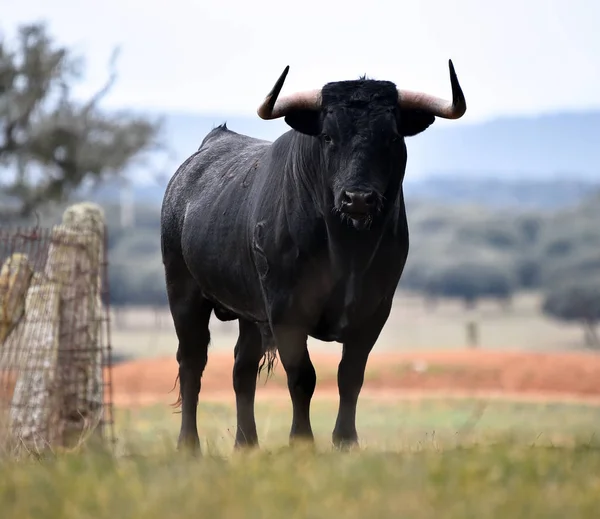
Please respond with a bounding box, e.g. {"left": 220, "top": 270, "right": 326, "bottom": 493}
{"left": 3, "top": 397, "right": 600, "bottom": 518}
{"left": 109, "top": 292, "right": 587, "bottom": 362}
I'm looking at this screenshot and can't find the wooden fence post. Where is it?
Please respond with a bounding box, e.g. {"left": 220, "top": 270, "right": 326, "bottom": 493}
{"left": 45, "top": 202, "right": 106, "bottom": 448}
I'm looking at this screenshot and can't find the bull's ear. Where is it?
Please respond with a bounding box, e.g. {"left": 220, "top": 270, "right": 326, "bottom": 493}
{"left": 284, "top": 110, "right": 322, "bottom": 136}
{"left": 399, "top": 109, "right": 436, "bottom": 137}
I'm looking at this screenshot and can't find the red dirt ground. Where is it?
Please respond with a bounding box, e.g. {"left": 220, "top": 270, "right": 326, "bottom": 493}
{"left": 108, "top": 349, "right": 600, "bottom": 407}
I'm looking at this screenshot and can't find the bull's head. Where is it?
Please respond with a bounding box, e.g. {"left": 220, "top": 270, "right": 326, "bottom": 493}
{"left": 257, "top": 61, "right": 467, "bottom": 230}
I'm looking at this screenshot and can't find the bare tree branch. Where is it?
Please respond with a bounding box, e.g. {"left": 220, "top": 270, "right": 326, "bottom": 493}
{"left": 82, "top": 46, "right": 121, "bottom": 118}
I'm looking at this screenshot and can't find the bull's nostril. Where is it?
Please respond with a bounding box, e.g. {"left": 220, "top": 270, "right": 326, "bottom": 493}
{"left": 341, "top": 191, "right": 377, "bottom": 213}
{"left": 342, "top": 191, "right": 353, "bottom": 205}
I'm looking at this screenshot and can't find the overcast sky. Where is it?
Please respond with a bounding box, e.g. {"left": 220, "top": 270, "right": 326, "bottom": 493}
{"left": 2, "top": 0, "right": 599, "bottom": 123}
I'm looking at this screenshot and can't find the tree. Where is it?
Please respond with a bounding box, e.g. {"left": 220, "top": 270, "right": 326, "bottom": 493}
{"left": 0, "top": 22, "right": 163, "bottom": 217}
{"left": 425, "top": 262, "right": 514, "bottom": 310}
{"left": 424, "top": 261, "right": 515, "bottom": 348}
{"left": 542, "top": 279, "right": 600, "bottom": 350}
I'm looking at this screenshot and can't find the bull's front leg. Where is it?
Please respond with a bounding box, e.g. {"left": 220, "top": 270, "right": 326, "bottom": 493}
{"left": 273, "top": 325, "right": 316, "bottom": 445}
{"left": 332, "top": 342, "right": 373, "bottom": 449}
{"left": 333, "top": 305, "right": 390, "bottom": 449}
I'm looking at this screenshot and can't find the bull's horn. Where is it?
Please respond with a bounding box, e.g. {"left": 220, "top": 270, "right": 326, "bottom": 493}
{"left": 397, "top": 59, "right": 467, "bottom": 119}
{"left": 257, "top": 66, "right": 322, "bottom": 120}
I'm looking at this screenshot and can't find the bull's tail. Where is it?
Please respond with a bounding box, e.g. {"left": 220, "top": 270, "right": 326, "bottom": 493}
{"left": 257, "top": 339, "right": 278, "bottom": 381}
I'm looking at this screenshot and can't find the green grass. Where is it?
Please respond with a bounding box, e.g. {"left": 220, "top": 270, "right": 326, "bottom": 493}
{"left": 3, "top": 398, "right": 600, "bottom": 518}
{"left": 114, "top": 398, "right": 600, "bottom": 453}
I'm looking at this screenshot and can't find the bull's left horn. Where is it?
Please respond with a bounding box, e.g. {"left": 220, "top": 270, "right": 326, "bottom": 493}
{"left": 397, "top": 59, "right": 467, "bottom": 120}
{"left": 257, "top": 66, "right": 322, "bottom": 120}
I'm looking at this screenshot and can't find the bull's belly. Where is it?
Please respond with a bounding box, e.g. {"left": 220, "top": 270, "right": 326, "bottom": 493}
{"left": 307, "top": 294, "right": 387, "bottom": 343}
{"left": 309, "top": 326, "right": 344, "bottom": 343}
{"left": 200, "top": 279, "right": 266, "bottom": 323}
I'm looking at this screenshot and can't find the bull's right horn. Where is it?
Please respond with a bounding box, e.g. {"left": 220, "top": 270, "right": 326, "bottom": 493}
{"left": 257, "top": 66, "right": 322, "bottom": 120}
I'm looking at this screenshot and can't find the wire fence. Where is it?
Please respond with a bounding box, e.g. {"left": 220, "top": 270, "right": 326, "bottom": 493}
{"left": 0, "top": 202, "right": 114, "bottom": 457}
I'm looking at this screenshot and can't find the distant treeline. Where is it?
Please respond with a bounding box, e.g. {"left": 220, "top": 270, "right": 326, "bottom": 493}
{"left": 401, "top": 194, "right": 598, "bottom": 295}
{"left": 98, "top": 188, "right": 600, "bottom": 305}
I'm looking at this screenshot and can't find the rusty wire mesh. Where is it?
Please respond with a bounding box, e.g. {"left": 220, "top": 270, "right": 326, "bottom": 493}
{"left": 0, "top": 219, "right": 114, "bottom": 456}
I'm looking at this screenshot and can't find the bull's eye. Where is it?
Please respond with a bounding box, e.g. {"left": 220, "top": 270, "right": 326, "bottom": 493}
{"left": 322, "top": 134, "right": 332, "bottom": 144}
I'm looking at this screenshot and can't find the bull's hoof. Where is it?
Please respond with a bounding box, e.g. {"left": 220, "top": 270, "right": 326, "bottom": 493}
{"left": 177, "top": 434, "right": 201, "bottom": 457}
{"left": 233, "top": 439, "right": 260, "bottom": 451}
{"left": 332, "top": 434, "right": 360, "bottom": 452}
{"left": 289, "top": 435, "right": 316, "bottom": 451}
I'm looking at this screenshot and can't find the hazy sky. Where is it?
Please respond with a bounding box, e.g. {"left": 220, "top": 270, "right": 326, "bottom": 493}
{"left": 2, "top": 0, "right": 599, "bottom": 123}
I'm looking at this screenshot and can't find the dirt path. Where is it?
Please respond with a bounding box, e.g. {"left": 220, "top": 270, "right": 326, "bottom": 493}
{"left": 109, "top": 349, "right": 600, "bottom": 408}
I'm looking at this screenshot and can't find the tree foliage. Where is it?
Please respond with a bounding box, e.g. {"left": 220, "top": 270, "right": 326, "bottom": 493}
{"left": 542, "top": 279, "right": 600, "bottom": 348}
{"left": 0, "top": 22, "right": 163, "bottom": 216}
{"left": 424, "top": 261, "right": 514, "bottom": 308}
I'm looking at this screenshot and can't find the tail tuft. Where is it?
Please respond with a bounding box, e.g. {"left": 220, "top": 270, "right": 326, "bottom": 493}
{"left": 169, "top": 372, "right": 183, "bottom": 413}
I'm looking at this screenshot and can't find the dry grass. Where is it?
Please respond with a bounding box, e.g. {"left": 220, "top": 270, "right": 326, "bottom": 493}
{"left": 4, "top": 442, "right": 600, "bottom": 518}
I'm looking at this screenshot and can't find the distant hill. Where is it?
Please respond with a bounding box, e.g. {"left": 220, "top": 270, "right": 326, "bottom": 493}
{"left": 403, "top": 176, "right": 599, "bottom": 211}
{"left": 407, "top": 111, "right": 600, "bottom": 180}
{"left": 80, "top": 109, "right": 600, "bottom": 209}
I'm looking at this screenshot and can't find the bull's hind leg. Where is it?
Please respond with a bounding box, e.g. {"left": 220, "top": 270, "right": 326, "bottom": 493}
{"left": 165, "top": 262, "right": 212, "bottom": 454}
{"left": 232, "top": 319, "right": 263, "bottom": 448}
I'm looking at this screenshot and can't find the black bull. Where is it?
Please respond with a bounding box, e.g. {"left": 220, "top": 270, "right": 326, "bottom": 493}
{"left": 160, "top": 60, "right": 467, "bottom": 452}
